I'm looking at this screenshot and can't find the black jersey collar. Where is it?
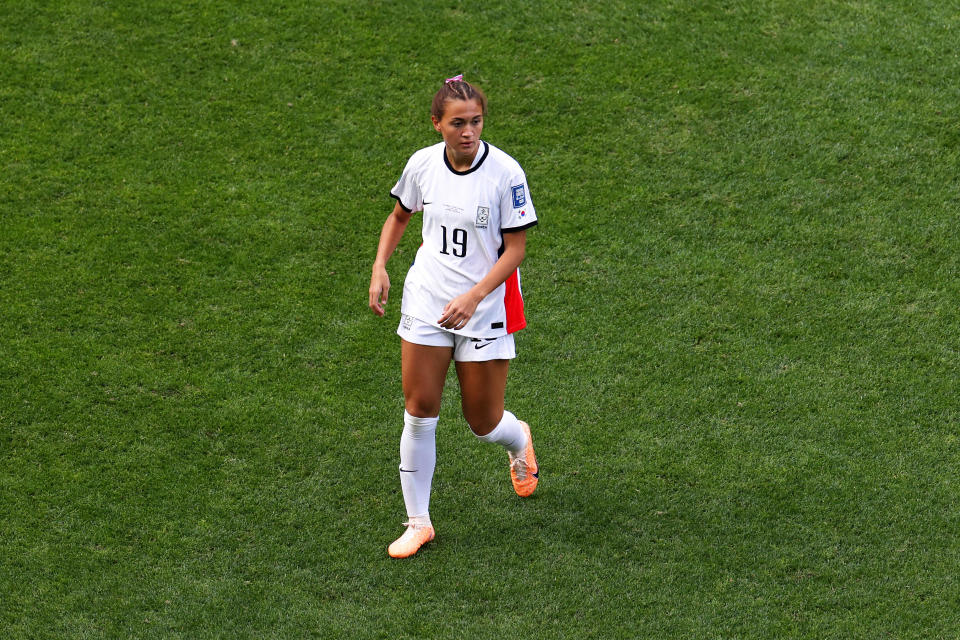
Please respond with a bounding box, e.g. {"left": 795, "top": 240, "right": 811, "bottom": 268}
{"left": 443, "top": 141, "right": 489, "bottom": 176}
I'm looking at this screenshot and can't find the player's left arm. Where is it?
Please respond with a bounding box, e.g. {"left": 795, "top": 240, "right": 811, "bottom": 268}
{"left": 438, "top": 230, "right": 526, "bottom": 330}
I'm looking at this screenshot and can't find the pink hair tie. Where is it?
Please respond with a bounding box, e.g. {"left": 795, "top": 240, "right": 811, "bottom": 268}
{"left": 445, "top": 74, "right": 464, "bottom": 84}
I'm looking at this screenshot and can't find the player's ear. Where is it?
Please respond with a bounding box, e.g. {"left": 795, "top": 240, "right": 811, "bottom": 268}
{"left": 431, "top": 115, "right": 442, "bottom": 132}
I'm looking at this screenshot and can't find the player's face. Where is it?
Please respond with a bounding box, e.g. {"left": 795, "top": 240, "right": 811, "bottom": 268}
{"left": 432, "top": 99, "right": 484, "bottom": 166}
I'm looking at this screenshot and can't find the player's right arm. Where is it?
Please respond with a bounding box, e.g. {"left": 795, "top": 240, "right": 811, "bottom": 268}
{"left": 369, "top": 201, "right": 414, "bottom": 317}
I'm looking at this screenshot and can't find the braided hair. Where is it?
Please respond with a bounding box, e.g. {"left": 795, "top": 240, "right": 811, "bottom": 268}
{"left": 431, "top": 75, "right": 487, "bottom": 120}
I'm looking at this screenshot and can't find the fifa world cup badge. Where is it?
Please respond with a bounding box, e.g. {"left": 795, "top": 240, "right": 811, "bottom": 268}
{"left": 475, "top": 206, "right": 490, "bottom": 229}
{"left": 511, "top": 184, "right": 526, "bottom": 208}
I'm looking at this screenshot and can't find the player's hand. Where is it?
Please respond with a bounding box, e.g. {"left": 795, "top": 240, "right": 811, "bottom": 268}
{"left": 438, "top": 292, "right": 480, "bottom": 330}
{"left": 369, "top": 267, "right": 390, "bottom": 317}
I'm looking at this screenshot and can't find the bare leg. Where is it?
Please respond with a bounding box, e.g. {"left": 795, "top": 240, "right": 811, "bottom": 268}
{"left": 401, "top": 339, "right": 453, "bottom": 417}
{"left": 455, "top": 359, "right": 510, "bottom": 436}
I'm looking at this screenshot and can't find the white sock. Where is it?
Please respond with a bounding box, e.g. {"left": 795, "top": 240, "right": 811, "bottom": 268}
{"left": 399, "top": 411, "right": 438, "bottom": 520}
{"left": 476, "top": 410, "right": 527, "bottom": 457}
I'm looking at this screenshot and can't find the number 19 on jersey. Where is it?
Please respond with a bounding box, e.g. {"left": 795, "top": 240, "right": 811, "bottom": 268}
{"left": 439, "top": 225, "right": 467, "bottom": 258}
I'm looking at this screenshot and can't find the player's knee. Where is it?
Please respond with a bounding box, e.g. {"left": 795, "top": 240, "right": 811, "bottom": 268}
{"left": 405, "top": 398, "right": 441, "bottom": 418}
{"left": 463, "top": 408, "right": 501, "bottom": 436}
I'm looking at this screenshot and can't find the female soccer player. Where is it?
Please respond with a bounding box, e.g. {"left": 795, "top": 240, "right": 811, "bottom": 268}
{"left": 368, "top": 75, "right": 539, "bottom": 558}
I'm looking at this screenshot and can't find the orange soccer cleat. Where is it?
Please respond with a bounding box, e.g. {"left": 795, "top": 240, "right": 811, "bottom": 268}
{"left": 509, "top": 421, "right": 539, "bottom": 497}
{"left": 387, "top": 521, "right": 435, "bottom": 559}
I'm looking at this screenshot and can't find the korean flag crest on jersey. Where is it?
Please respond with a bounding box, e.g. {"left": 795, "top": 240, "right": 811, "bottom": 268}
{"left": 475, "top": 205, "right": 490, "bottom": 229}
{"left": 511, "top": 184, "right": 526, "bottom": 208}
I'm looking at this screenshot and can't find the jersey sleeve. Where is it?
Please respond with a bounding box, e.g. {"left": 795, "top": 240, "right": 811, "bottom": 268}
{"left": 390, "top": 154, "right": 423, "bottom": 213}
{"left": 500, "top": 172, "right": 538, "bottom": 232}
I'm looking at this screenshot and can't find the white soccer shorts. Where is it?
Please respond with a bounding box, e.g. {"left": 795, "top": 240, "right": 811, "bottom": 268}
{"left": 397, "top": 314, "right": 516, "bottom": 362}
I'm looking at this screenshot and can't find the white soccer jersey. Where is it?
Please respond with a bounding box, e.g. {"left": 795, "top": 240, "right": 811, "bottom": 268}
{"left": 391, "top": 140, "right": 538, "bottom": 338}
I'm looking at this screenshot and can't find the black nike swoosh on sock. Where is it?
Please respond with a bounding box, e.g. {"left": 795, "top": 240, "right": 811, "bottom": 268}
{"left": 400, "top": 468, "right": 418, "bottom": 473}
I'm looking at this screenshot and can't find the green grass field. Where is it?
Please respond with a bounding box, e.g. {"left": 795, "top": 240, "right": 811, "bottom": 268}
{"left": 2, "top": 0, "right": 959, "bottom": 637}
